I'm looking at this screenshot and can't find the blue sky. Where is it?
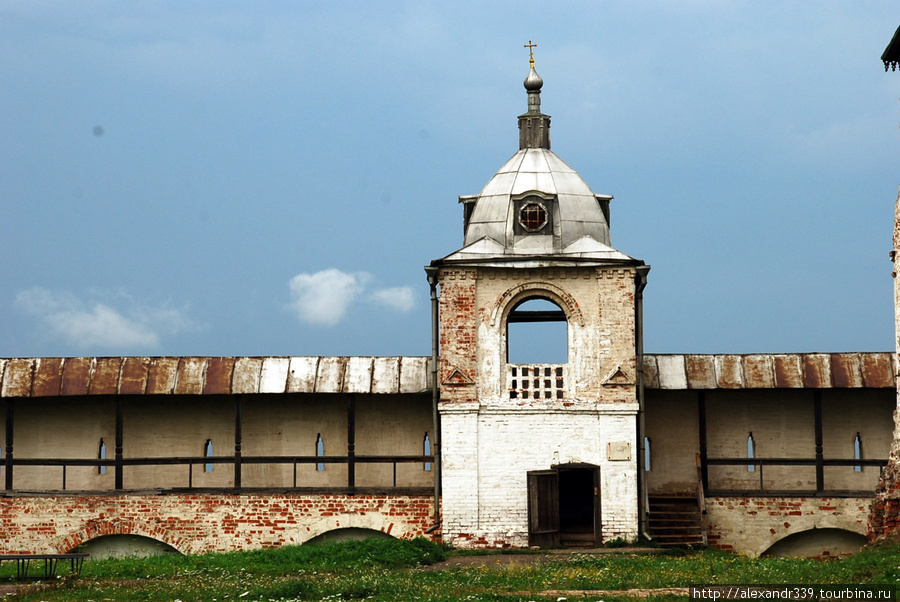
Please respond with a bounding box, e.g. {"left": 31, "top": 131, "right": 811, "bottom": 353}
{"left": 1, "top": 1, "right": 898, "bottom": 358}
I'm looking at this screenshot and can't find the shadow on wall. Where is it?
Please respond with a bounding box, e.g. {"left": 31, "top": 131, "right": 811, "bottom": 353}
{"left": 71, "top": 534, "right": 181, "bottom": 559}
{"left": 761, "top": 528, "right": 867, "bottom": 559}
{"left": 305, "top": 528, "right": 395, "bottom": 545}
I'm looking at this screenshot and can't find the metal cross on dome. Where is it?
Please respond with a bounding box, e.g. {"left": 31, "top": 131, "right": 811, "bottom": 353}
{"left": 524, "top": 40, "right": 537, "bottom": 67}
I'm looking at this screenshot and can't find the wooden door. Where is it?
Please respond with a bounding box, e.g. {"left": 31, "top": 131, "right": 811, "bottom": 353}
{"left": 527, "top": 470, "right": 560, "bottom": 547}
{"left": 593, "top": 466, "right": 602, "bottom": 545}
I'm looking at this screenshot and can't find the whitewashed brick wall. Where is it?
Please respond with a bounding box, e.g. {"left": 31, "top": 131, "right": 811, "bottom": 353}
{"left": 441, "top": 401, "right": 639, "bottom": 547}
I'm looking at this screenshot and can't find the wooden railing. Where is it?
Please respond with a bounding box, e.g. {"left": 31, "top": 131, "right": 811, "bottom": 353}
{"left": 2, "top": 454, "right": 435, "bottom": 494}
{"left": 695, "top": 453, "right": 708, "bottom": 545}
{"left": 703, "top": 457, "right": 886, "bottom": 497}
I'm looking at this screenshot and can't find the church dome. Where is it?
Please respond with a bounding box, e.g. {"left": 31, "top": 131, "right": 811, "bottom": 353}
{"left": 436, "top": 56, "right": 636, "bottom": 266}
{"left": 462, "top": 146, "right": 612, "bottom": 252}
{"left": 444, "top": 60, "right": 629, "bottom": 264}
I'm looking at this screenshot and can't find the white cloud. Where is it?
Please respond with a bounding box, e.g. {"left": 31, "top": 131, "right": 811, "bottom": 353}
{"left": 287, "top": 269, "right": 416, "bottom": 326}
{"left": 14, "top": 288, "right": 194, "bottom": 350}
{"left": 288, "top": 269, "right": 371, "bottom": 326}
{"left": 370, "top": 286, "right": 416, "bottom": 313}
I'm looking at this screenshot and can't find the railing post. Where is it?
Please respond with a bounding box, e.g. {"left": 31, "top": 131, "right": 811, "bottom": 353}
{"left": 115, "top": 396, "right": 124, "bottom": 490}
{"left": 697, "top": 392, "right": 708, "bottom": 491}
{"left": 4, "top": 399, "right": 13, "bottom": 491}
{"left": 234, "top": 395, "right": 242, "bottom": 490}
{"left": 347, "top": 394, "right": 356, "bottom": 488}
{"left": 814, "top": 391, "right": 824, "bottom": 492}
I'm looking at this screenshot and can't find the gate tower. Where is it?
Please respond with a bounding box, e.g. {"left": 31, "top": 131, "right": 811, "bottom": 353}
{"left": 428, "top": 54, "right": 649, "bottom": 548}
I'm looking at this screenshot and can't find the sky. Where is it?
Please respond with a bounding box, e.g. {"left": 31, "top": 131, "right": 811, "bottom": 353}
{"left": 1, "top": 1, "right": 899, "bottom": 359}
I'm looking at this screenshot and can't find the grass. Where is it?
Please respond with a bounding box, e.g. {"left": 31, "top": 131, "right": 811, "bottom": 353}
{"left": 1, "top": 538, "right": 898, "bottom": 601}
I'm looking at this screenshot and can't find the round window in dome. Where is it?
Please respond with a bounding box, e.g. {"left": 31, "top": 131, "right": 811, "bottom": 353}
{"left": 519, "top": 202, "right": 548, "bottom": 232}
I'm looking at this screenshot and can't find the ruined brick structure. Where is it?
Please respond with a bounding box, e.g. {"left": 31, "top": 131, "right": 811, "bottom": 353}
{"left": 866, "top": 29, "right": 900, "bottom": 543}
{"left": 867, "top": 187, "right": 900, "bottom": 542}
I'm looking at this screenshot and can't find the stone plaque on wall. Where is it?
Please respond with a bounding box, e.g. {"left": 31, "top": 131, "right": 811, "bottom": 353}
{"left": 607, "top": 441, "right": 631, "bottom": 461}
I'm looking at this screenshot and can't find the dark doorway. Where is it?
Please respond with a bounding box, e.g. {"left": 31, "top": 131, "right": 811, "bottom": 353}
{"left": 559, "top": 467, "right": 596, "bottom": 546}
{"left": 528, "top": 464, "right": 600, "bottom": 548}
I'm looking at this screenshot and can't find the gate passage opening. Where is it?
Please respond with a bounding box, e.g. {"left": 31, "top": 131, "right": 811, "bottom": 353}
{"left": 528, "top": 465, "right": 600, "bottom": 548}
{"left": 559, "top": 467, "right": 596, "bottom": 544}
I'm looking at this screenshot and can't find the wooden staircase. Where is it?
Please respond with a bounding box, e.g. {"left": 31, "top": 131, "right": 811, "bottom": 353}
{"left": 648, "top": 495, "right": 707, "bottom": 548}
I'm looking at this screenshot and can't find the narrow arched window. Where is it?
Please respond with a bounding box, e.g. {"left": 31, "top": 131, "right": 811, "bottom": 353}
{"left": 747, "top": 433, "right": 755, "bottom": 472}
{"left": 854, "top": 433, "right": 863, "bottom": 472}
{"left": 424, "top": 433, "right": 432, "bottom": 472}
{"left": 98, "top": 438, "right": 107, "bottom": 475}
{"left": 643, "top": 436, "right": 651, "bottom": 472}
{"left": 204, "top": 439, "right": 213, "bottom": 473}
{"left": 316, "top": 434, "right": 325, "bottom": 471}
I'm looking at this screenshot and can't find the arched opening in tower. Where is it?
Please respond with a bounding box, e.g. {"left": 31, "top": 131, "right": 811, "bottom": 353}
{"left": 506, "top": 297, "right": 567, "bottom": 365}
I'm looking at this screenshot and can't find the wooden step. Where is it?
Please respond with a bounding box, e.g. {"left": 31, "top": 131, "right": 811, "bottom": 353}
{"left": 648, "top": 495, "right": 706, "bottom": 548}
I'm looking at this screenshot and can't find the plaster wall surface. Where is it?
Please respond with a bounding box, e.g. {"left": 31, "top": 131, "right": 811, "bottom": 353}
{"left": 645, "top": 389, "right": 891, "bottom": 495}
{"left": 644, "top": 390, "right": 699, "bottom": 493}
{"left": 821, "top": 390, "right": 893, "bottom": 491}
{"left": 0, "top": 494, "right": 434, "bottom": 555}
{"left": 706, "top": 390, "right": 816, "bottom": 490}
{"left": 7, "top": 393, "right": 432, "bottom": 491}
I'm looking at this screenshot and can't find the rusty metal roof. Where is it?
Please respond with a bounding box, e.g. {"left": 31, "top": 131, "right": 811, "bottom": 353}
{"left": 643, "top": 353, "right": 895, "bottom": 390}
{"left": 0, "top": 357, "right": 432, "bottom": 398}
{"left": 0, "top": 352, "right": 893, "bottom": 398}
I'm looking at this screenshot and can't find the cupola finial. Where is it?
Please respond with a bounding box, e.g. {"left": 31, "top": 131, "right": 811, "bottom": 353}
{"left": 524, "top": 40, "right": 537, "bottom": 68}
{"left": 519, "top": 40, "right": 549, "bottom": 149}
{"left": 523, "top": 41, "right": 544, "bottom": 101}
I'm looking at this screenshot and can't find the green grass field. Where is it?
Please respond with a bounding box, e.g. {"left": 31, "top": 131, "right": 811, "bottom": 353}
{"left": 3, "top": 538, "right": 898, "bottom": 601}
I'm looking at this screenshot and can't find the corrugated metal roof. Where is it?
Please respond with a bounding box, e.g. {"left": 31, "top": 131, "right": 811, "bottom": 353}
{"left": 0, "top": 353, "right": 893, "bottom": 398}
{"left": 643, "top": 353, "right": 895, "bottom": 390}
{"left": 0, "top": 357, "right": 432, "bottom": 398}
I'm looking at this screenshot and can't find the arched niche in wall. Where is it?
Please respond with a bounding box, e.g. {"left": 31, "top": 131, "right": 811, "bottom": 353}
{"left": 761, "top": 528, "right": 866, "bottom": 559}
{"left": 69, "top": 534, "right": 181, "bottom": 559}
{"left": 304, "top": 527, "right": 395, "bottom": 546}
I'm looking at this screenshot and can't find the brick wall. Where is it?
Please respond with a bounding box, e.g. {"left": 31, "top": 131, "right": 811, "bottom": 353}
{"left": 706, "top": 496, "right": 869, "bottom": 557}
{"left": 440, "top": 404, "right": 639, "bottom": 548}
{"left": 871, "top": 187, "right": 900, "bottom": 542}
{"left": 437, "top": 265, "right": 641, "bottom": 548}
{"left": 868, "top": 458, "right": 900, "bottom": 541}
{"left": 0, "top": 493, "right": 436, "bottom": 555}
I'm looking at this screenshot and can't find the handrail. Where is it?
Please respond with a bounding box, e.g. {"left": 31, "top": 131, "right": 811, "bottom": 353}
{"left": 701, "top": 455, "right": 887, "bottom": 496}
{"left": 2, "top": 454, "right": 435, "bottom": 492}
{"left": 705, "top": 457, "right": 886, "bottom": 466}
